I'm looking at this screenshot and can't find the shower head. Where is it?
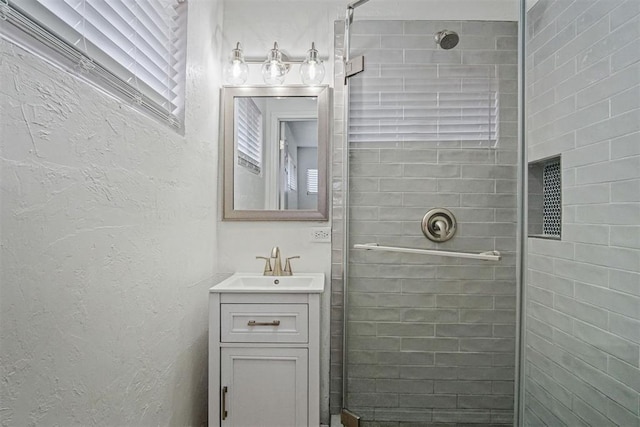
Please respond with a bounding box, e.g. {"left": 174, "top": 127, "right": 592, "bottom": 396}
{"left": 435, "top": 30, "right": 460, "bottom": 50}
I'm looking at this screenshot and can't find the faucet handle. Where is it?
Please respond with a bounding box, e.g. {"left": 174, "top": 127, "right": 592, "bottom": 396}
{"left": 283, "top": 256, "right": 300, "bottom": 276}
{"left": 256, "top": 256, "right": 273, "bottom": 276}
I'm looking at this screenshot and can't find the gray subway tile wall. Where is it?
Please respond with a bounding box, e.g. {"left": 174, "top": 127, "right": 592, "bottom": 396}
{"left": 331, "top": 20, "right": 518, "bottom": 425}
{"left": 524, "top": 0, "right": 640, "bottom": 425}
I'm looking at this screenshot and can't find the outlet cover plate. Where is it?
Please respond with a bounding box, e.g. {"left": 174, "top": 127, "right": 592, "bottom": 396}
{"left": 309, "top": 227, "right": 331, "bottom": 243}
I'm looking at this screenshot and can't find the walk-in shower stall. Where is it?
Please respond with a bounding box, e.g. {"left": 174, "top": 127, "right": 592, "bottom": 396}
{"left": 331, "top": 0, "right": 640, "bottom": 425}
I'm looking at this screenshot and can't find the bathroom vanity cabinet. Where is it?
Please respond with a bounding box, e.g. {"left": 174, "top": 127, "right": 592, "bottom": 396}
{"left": 209, "top": 285, "right": 321, "bottom": 427}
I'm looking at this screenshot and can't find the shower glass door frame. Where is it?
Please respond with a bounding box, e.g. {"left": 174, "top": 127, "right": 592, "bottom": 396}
{"left": 339, "top": 2, "right": 526, "bottom": 424}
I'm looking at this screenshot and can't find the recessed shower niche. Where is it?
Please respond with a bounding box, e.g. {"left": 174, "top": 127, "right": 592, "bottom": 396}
{"left": 528, "top": 156, "right": 561, "bottom": 239}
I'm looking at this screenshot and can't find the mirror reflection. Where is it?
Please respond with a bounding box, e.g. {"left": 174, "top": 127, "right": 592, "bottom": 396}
{"left": 233, "top": 96, "right": 318, "bottom": 211}
{"left": 222, "top": 86, "right": 329, "bottom": 221}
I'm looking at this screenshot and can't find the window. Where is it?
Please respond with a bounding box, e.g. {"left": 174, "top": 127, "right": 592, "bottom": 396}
{"left": 235, "top": 97, "right": 262, "bottom": 174}
{"left": 306, "top": 169, "right": 318, "bottom": 194}
{"left": 0, "top": 0, "right": 187, "bottom": 131}
{"left": 349, "top": 70, "right": 499, "bottom": 146}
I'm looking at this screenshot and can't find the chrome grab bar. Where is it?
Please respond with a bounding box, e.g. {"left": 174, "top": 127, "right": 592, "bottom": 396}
{"left": 353, "top": 243, "right": 501, "bottom": 261}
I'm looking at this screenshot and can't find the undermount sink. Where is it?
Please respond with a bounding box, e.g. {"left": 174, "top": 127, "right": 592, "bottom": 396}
{"left": 210, "top": 273, "right": 325, "bottom": 293}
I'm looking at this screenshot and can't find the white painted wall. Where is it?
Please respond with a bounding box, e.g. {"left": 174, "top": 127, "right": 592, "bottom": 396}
{"left": 235, "top": 164, "right": 268, "bottom": 209}
{"left": 0, "top": 1, "right": 223, "bottom": 425}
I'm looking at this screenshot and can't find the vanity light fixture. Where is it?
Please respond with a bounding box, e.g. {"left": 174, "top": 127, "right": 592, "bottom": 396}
{"left": 226, "top": 41, "right": 326, "bottom": 86}
{"left": 300, "top": 42, "right": 325, "bottom": 86}
{"left": 223, "top": 42, "right": 249, "bottom": 85}
{"left": 261, "top": 42, "right": 288, "bottom": 85}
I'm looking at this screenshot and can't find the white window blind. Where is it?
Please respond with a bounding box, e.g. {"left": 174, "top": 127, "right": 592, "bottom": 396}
{"left": 349, "top": 74, "right": 498, "bottom": 145}
{"left": 306, "top": 169, "right": 318, "bottom": 194}
{"left": 235, "top": 97, "right": 262, "bottom": 174}
{"left": 0, "top": 0, "right": 187, "bottom": 130}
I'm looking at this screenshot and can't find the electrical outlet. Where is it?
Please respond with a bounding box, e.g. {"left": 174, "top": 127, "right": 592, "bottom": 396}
{"left": 309, "top": 227, "right": 331, "bottom": 243}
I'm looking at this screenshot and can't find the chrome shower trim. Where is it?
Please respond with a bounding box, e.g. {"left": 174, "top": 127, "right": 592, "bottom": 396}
{"left": 347, "top": 0, "right": 371, "bottom": 11}
{"left": 346, "top": 0, "right": 370, "bottom": 25}
{"left": 341, "top": 5, "right": 353, "bottom": 412}
{"left": 341, "top": 0, "right": 372, "bottom": 413}
{"left": 421, "top": 208, "right": 457, "bottom": 242}
{"left": 515, "top": 0, "right": 527, "bottom": 425}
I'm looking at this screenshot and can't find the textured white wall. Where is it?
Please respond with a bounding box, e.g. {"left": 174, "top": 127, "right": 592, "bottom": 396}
{"left": 0, "top": 1, "right": 223, "bottom": 425}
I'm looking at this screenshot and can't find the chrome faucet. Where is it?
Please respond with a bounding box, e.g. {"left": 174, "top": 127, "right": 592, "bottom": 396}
{"left": 270, "top": 246, "right": 284, "bottom": 276}
{"left": 256, "top": 246, "right": 300, "bottom": 276}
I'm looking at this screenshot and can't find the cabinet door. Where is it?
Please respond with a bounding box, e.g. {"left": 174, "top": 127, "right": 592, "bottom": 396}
{"left": 220, "top": 347, "right": 308, "bottom": 427}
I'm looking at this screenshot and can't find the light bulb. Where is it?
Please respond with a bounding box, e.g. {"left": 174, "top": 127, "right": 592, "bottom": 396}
{"left": 300, "top": 42, "right": 325, "bottom": 86}
{"left": 224, "top": 42, "right": 249, "bottom": 85}
{"left": 261, "top": 42, "right": 287, "bottom": 85}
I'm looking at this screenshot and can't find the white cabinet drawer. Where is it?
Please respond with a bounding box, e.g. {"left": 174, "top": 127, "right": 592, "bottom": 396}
{"left": 220, "top": 304, "right": 308, "bottom": 343}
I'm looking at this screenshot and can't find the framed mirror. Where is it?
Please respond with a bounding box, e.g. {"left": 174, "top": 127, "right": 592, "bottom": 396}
{"left": 222, "top": 86, "right": 330, "bottom": 221}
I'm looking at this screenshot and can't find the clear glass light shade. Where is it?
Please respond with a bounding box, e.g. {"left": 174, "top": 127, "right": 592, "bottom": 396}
{"left": 224, "top": 43, "right": 249, "bottom": 85}
{"left": 261, "top": 42, "right": 287, "bottom": 85}
{"left": 299, "top": 42, "right": 325, "bottom": 85}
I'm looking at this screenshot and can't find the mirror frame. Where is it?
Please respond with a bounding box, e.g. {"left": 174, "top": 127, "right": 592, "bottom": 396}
{"left": 222, "top": 85, "right": 331, "bottom": 221}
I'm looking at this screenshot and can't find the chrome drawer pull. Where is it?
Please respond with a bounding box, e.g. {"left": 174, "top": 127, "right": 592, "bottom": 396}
{"left": 247, "top": 320, "right": 281, "bottom": 326}
{"left": 222, "top": 386, "right": 228, "bottom": 420}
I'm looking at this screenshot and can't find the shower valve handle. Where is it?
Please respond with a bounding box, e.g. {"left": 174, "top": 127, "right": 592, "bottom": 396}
{"left": 433, "top": 220, "right": 449, "bottom": 236}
